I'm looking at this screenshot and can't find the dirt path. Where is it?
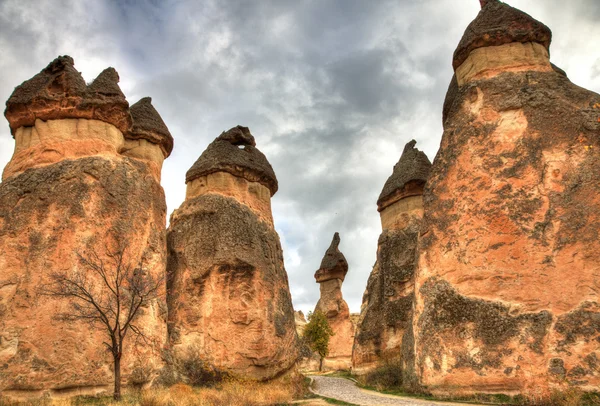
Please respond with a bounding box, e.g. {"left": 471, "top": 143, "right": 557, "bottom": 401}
{"left": 309, "top": 375, "right": 481, "bottom": 406}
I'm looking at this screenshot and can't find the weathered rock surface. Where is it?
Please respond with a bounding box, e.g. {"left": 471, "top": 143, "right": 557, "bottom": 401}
{"left": 4, "top": 56, "right": 131, "bottom": 137}
{"left": 0, "top": 56, "right": 171, "bottom": 397}
{"left": 314, "top": 233, "right": 355, "bottom": 370}
{"left": 127, "top": 97, "right": 173, "bottom": 158}
{"left": 166, "top": 127, "right": 298, "bottom": 380}
{"left": 413, "top": 0, "right": 600, "bottom": 396}
{"left": 186, "top": 125, "right": 277, "bottom": 196}
{"left": 295, "top": 311, "right": 307, "bottom": 336}
{"left": 353, "top": 141, "right": 430, "bottom": 382}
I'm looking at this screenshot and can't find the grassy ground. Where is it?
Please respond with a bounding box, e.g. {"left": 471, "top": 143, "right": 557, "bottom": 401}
{"left": 0, "top": 378, "right": 305, "bottom": 406}
{"left": 354, "top": 363, "right": 600, "bottom": 406}
{"left": 0, "top": 374, "right": 359, "bottom": 406}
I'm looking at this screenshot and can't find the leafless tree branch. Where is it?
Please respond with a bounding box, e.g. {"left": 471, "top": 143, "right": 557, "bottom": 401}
{"left": 38, "top": 241, "right": 165, "bottom": 400}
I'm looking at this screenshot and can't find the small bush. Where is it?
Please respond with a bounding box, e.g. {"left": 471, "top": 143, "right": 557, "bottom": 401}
{"left": 297, "top": 336, "right": 314, "bottom": 360}
{"left": 546, "top": 388, "right": 600, "bottom": 406}
{"left": 129, "top": 358, "right": 153, "bottom": 388}
{"left": 360, "top": 359, "right": 403, "bottom": 391}
{"left": 180, "top": 346, "right": 226, "bottom": 387}
{"left": 155, "top": 346, "right": 226, "bottom": 388}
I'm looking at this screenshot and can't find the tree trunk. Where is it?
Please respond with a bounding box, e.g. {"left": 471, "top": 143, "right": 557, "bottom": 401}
{"left": 114, "top": 355, "right": 121, "bottom": 400}
{"left": 319, "top": 357, "right": 323, "bottom": 372}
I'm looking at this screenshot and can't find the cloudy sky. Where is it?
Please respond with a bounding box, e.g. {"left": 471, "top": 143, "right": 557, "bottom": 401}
{"left": 1, "top": 0, "right": 599, "bottom": 314}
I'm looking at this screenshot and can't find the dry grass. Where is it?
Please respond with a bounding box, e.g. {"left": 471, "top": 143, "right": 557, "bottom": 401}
{"left": 0, "top": 375, "right": 306, "bottom": 406}
{"left": 138, "top": 380, "right": 296, "bottom": 406}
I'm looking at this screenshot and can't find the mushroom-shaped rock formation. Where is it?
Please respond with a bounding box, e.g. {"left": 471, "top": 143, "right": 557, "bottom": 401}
{"left": 128, "top": 97, "right": 174, "bottom": 158}
{"left": 186, "top": 125, "right": 277, "bottom": 195}
{"left": 0, "top": 56, "right": 171, "bottom": 398}
{"left": 166, "top": 127, "right": 298, "bottom": 381}
{"left": 412, "top": 1, "right": 600, "bottom": 396}
{"left": 183, "top": 126, "right": 277, "bottom": 225}
{"left": 2, "top": 56, "right": 134, "bottom": 180}
{"left": 377, "top": 140, "right": 431, "bottom": 229}
{"left": 453, "top": 0, "right": 553, "bottom": 86}
{"left": 315, "top": 232, "right": 348, "bottom": 283}
{"left": 453, "top": 0, "right": 551, "bottom": 70}
{"left": 5, "top": 56, "right": 131, "bottom": 136}
{"left": 122, "top": 97, "right": 173, "bottom": 180}
{"left": 313, "top": 233, "right": 355, "bottom": 371}
{"left": 353, "top": 140, "right": 430, "bottom": 383}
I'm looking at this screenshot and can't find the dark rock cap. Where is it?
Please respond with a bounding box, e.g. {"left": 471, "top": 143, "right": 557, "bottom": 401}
{"left": 314, "top": 232, "right": 348, "bottom": 283}
{"left": 377, "top": 140, "right": 431, "bottom": 212}
{"left": 129, "top": 97, "right": 174, "bottom": 158}
{"left": 453, "top": 0, "right": 552, "bottom": 70}
{"left": 5, "top": 55, "right": 132, "bottom": 135}
{"left": 186, "top": 125, "right": 278, "bottom": 195}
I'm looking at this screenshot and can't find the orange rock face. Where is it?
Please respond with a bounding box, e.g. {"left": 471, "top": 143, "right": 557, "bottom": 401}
{"left": 0, "top": 57, "right": 172, "bottom": 398}
{"left": 353, "top": 141, "right": 430, "bottom": 383}
{"left": 314, "top": 233, "right": 355, "bottom": 370}
{"left": 413, "top": 1, "right": 600, "bottom": 397}
{"left": 166, "top": 127, "right": 298, "bottom": 380}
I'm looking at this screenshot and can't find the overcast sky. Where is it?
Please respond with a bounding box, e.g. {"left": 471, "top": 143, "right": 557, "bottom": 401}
{"left": 1, "top": 0, "right": 599, "bottom": 314}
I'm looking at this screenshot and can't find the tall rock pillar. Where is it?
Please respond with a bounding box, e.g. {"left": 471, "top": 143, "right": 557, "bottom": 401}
{"left": 314, "top": 233, "right": 354, "bottom": 370}
{"left": 352, "top": 140, "right": 431, "bottom": 383}
{"left": 0, "top": 56, "right": 172, "bottom": 397}
{"left": 166, "top": 126, "right": 298, "bottom": 381}
{"left": 413, "top": 0, "right": 600, "bottom": 396}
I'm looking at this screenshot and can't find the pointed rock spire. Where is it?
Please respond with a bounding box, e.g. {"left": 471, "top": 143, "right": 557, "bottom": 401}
{"left": 83, "top": 67, "right": 131, "bottom": 133}
{"left": 87, "top": 67, "right": 125, "bottom": 97}
{"left": 453, "top": 0, "right": 552, "bottom": 70}
{"left": 186, "top": 125, "right": 278, "bottom": 195}
{"left": 129, "top": 97, "right": 174, "bottom": 157}
{"left": 315, "top": 232, "right": 348, "bottom": 283}
{"left": 377, "top": 140, "right": 431, "bottom": 212}
{"left": 4, "top": 56, "right": 131, "bottom": 134}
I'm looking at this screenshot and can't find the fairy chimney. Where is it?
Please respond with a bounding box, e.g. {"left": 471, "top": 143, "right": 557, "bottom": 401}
{"left": 413, "top": 0, "right": 600, "bottom": 396}
{"left": 353, "top": 140, "right": 431, "bottom": 383}
{"left": 313, "top": 232, "right": 355, "bottom": 370}
{"left": 0, "top": 56, "right": 171, "bottom": 397}
{"left": 166, "top": 126, "right": 298, "bottom": 380}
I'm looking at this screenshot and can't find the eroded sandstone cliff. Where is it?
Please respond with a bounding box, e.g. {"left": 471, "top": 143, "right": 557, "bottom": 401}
{"left": 314, "top": 233, "right": 355, "bottom": 371}
{"left": 413, "top": 0, "right": 600, "bottom": 396}
{"left": 166, "top": 126, "right": 298, "bottom": 381}
{"left": 0, "top": 56, "right": 172, "bottom": 398}
{"left": 353, "top": 140, "right": 431, "bottom": 384}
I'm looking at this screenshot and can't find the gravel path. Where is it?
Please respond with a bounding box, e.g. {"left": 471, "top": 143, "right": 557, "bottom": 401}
{"left": 309, "top": 375, "right": 480, "bottom": 406}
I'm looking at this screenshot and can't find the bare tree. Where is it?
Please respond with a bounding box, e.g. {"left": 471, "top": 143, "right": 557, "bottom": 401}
{"left": 40, "top": 243, "right": 164, "bottom": 400}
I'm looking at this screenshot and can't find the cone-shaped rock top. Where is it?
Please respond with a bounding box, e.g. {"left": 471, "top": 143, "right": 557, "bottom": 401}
{"left": 186, "top": 125, "right": 278, "bottom": 196}
{"left": 453, "top": 0, "right": 552, "bottom": 70}
{"left": 315, "top": 232, "right": 348, "bottom": 283}
{"left": 129, "top": 97, "right": 174, "bottom": 157}
{"left": 5, "top": 55, "right": 131, "bottom": 134}
{"left": 86, "top": 67, "right": 125, "bottom": 97}
{"left": 377, "top": 140, "right": 431, "bottom": 211}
